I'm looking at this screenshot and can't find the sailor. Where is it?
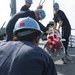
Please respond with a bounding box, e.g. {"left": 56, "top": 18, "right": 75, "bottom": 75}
{"left": 20, "top": 0, "right": 43, "bottom": 11}
{"left": 53, "top": 2, "right": 71, "bottom": 59}
{"left": 0, "top": 17, "right": 57, "bottom": 75}
{"left": 20, "top": 0, "right": 33, "bottom": 11}
{"left": 6, "top": 9, "right": 51, "bottom": 41}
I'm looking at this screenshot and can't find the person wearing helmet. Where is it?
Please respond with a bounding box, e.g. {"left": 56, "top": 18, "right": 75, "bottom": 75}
{"left": 20, "top": 0, "right": 33, "bottom": 11}
{"left": 13, "top": 17, "right": 42, "bottom": 41}
{"left": 0, "top": 17, "right": 57, "bottom": 75}
{"left": 53, "top": 2, "right": 71, "bottom": 63}
{"left": 6, "top": 9, "right": 51, "bottom": 41}
{"left": 20, "top": 0, "right": 43, "bottom": 11}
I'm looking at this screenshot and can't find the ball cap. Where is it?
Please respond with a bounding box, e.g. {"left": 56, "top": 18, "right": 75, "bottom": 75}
{"left": 37, "top": 9, "right": 46, "bottom": 20}
{"left": 25, "top": 0, "right": 33, "bottom": 4}
{"left": 53, "top": 2, "right": 59, "bottom": 9}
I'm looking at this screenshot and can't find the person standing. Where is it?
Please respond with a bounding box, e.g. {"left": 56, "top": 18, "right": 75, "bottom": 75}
{"left": 0, "top": 17, "right": 57, "bottom": 75}
{"left": 53, "top": 2, "right": 71, "bottom": 57}
{"left": 20, "top": 0, "right": 43, "bottom": 11}
{"left": 20, "top": 0, "right": 33, "bottom": 11}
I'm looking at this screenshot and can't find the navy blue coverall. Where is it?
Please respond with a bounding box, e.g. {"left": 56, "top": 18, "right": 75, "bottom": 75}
{"left": 6, "top": 11, "right": 47, "bottom": 41}
{"left": 54, "top": 10, "right": 71, "bottom": 55}
{"left": 0, "top": 41, "right": 57, "bottom": 75}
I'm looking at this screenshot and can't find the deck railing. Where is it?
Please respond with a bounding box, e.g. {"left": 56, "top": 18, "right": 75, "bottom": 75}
{"left": 68, "top": 29, "right": 75, "bottom": 48}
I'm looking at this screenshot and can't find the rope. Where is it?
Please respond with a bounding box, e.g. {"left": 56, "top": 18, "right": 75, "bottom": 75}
{"left": 38, "top": 0, "right": 46, "bottom": 6}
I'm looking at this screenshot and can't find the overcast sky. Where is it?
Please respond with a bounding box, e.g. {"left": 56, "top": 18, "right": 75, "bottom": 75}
{"left": 0, "top": 0, "right": 75, "bottom": 32}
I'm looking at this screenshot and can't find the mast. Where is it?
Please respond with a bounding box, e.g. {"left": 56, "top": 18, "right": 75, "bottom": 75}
{"left": 53, "top": 0, "right": 55, "bottom": 15}
{"left": 10, "top": 0, "right": 16, "bottom": 17}
{"left": 53, "top": 0, "right": 55, "bottom": 4}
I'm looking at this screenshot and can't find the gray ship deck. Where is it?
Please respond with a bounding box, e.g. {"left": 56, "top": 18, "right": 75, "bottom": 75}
{"left": 55, "top": 47, "right": 75, "bottom": 75}
{"left": 39, "top": 39, "right": 75, "bottom": 75}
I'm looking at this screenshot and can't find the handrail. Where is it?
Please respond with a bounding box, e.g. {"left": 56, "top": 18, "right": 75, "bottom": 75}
{"left": 68, "top": 29, "right": 75, "bottom": 48}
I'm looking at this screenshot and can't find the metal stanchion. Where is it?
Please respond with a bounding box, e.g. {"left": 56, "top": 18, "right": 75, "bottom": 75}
{"left": 69, "top": 29, "right": 75, "bottom": 48}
